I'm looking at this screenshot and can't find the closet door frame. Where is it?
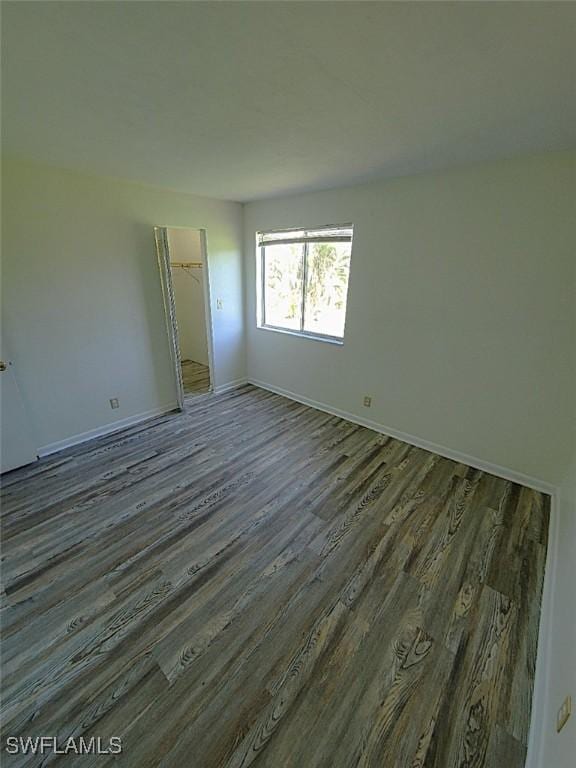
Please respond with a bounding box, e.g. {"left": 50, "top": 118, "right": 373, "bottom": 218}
{"left": 154, "top": 226, "right": 216, "bottom": 409}
{"left": 154, "top": 226, "right": 185, "bottom": 410}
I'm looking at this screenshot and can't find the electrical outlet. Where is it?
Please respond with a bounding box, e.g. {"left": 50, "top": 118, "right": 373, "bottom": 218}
{"left": 363, "top": 396, "right": 372, "bottom": 408}
{"left": 110, "top": 398, "right": 119, "bottom": 409}
{"left": 557, "top": 695, "right": 572, "bottom": 733}
{"left": 216, "top": 298, "right": 223, "bottom": 310}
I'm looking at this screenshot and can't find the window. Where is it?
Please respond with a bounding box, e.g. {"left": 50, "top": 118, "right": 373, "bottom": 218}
{"left": 257, "top": 225, "right": 353, "bottom": 342}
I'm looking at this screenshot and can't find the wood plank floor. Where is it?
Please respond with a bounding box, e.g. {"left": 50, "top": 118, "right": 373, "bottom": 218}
{"left": 181, "top": 359, "right": 210, "bottom": 395}
{"left": 0, "top": 385, "right": 549, "bottom": 767}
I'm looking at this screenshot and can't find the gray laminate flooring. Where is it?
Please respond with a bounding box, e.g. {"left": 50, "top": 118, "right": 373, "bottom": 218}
{"left": 0, "top": 385, "right": 549, "bottom": 767}
{"left": 181, "top": 359, "right": 210, "bottom": 395}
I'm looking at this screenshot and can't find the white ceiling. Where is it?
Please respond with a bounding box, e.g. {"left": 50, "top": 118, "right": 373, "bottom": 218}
{"left": 3, "top": 1, "right": 575, "bottom": 202}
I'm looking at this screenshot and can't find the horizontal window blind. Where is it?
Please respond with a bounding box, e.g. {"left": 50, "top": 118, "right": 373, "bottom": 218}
{"left": 258, "top": 225, "right": 353, "bottom": 247}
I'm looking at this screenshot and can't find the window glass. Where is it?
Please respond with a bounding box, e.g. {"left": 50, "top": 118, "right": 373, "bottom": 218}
{"left": 303, "top": 241, "right": 351, "bottom": 338}
{"left": 262, "top": 243, "right": 304, "bottom": 331}
{"left": 259, "top": 225, "right": 353, "bottom": 341}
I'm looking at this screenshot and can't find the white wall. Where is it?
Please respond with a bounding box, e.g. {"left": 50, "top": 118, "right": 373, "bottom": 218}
{"left": 167, "top": 228, "right": 209, "bottom": 366}
{"left": 244, "top": 152, "right": 576, "bottom": 487}
{"left": 2, "top": 156, "right": 244, "bottom": 453}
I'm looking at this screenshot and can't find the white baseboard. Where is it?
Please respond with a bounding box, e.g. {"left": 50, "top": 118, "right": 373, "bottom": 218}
{"left": 248, "top": 378, "right": 556, "bottom": 495}
{"left": 213, "top": 378, "right": 248, "bottom": 395}
{"left": 37, "top": 402, "right": 179, "bottom": 457}
{"left": 37, "top": 380, "right": 249, "bottom": 457}
{"left": 525, "top": 490, "right": 560, "bottom": 768}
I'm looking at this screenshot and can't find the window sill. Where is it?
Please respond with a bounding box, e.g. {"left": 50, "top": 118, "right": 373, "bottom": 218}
{"left": 257, "top": 324, "right": 344, "bottom": 346}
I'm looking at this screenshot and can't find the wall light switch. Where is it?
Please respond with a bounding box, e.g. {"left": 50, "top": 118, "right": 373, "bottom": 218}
{"left": 216, "top": 299, "right": 223, "bottom": 310}
{"left": 363, "top": 396, "right": 372, "bottom": 408}
{"left": 110, "top": 398, "right": 120, "bottom": 409}
{"left": 557, "top": 695, "right": 571, "bottom": 733}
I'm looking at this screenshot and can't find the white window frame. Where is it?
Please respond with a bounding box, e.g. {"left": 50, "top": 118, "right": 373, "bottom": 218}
{"left": 257, "top": 224, "right": 353, "bottom": 344}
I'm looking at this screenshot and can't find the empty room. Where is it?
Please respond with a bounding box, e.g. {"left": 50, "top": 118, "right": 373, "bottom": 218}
{"left": 1, "top": 2, "right": 575, "bottom": 767}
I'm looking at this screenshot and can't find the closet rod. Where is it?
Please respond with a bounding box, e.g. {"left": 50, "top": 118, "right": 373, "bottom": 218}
{"left": 171, "top": 261, "right": 203, "bottom": 268}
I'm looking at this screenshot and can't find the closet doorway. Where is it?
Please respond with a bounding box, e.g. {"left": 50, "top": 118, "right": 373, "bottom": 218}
{"left": 154, "top": 226, "right": 214, "bottom": 408}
